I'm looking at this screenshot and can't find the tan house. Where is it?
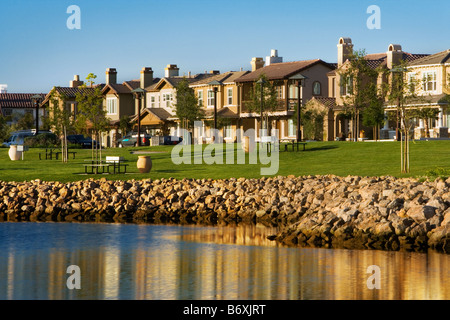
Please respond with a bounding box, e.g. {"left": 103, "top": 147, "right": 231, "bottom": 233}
{"left": 145, "top": 64, "right": 216, "bottom": 137}
{"left": 101, "top": 67, "right": 159, "bottom": 147}
{"left": 41, "top": 75, "right": 105, "bottom": 133}
{"left": 308, "top": 37, "right": 431, "bottom": 141}
{"left": 189, "top": 70, "right": 249, "bottom": 143}
{"left": 234, "top": 51, "right": 335, "bottom": 141}
{"left": 388, "top": 49, "right": 450, "bottom": 139}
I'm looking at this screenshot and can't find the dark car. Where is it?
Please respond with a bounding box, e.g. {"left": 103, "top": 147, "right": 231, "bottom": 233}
{"left": 117, "top": 132, "right": 151, "bottom": 147}
{"left": 163, "top": 136, "right": 183, "bottom": 145}
{"left": 67, "top": 134, "right": 97, "bottom": 148}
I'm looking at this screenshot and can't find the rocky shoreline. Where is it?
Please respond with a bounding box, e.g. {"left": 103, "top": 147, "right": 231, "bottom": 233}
{"left": 1, "top": 175, "right": 449, "bottom": 253}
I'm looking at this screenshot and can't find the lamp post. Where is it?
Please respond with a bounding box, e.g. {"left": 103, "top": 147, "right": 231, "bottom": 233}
{"left": 208, "top": 80, "right": 222, "bottom": 143}
{"left": 289, "top": 74, "right": 307, "bottom": 142}
{"left": 31, "top": 94, "right": 43, "bottom": 135}
{"left": 256, "top": 78, "right": 266, "bottom": 137}
{"left": 132, "top": 87, "right": 146, "bottom": 147}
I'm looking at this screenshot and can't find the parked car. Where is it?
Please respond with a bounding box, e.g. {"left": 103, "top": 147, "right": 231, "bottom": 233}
{"left": 163, "top": 136, "right": 183, "bottom": 145}
{"left": 117, "top": 132, "right": 151, "bottom": 147}
{"left": 67, "top": 134, "right": 97, "bottom": 148}
{"left": 2, "top": 130, "right": 52, "bottom": 147}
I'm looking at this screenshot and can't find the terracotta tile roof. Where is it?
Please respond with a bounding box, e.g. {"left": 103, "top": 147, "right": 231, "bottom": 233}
{"left": 408, "top": 49, "right": 450, "bottom": 66}
{"left": 235, "top": 59, "right": 335, "bottom": 83}
{"left": 0, "top": 93, "right": 47, "bottom": 109}
{"left": 361, "top": 52, "right": 430, "bottom": 69}
{"left": 41, "top": 85, "right": 105, "bottom": 106}
{"left": 190, "top": 71, "right": 250, "bottom": 86}
{"left": 147, "top": 74, "right": 216, "bottom": 91}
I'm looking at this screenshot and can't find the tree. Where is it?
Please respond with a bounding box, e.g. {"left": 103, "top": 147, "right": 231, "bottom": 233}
{"left": 75, "top": 75, "right": 109, "bottom": 161}
{"left": 386, "top": 60, "right": 424, "bottom": 173}
{"left": 245, "top": 74, "right": 278, "bottom": 135}
{"left": 340, "top": 49, "right": 385, "bottom": 141}
{"left": 0, "top": 115, "right": 12, "bottom": 142}
{"left": 47, "top": 88, "right": 74, "bottom": 162}
{"left": 118, "top": 115, "right": 133, "bottom": 137}
{"left": 15, "top": 112, "right": 35, "bottom": 131}
{"left": 412, "top": 107, "right": 440, "bottom": 138}
{"left": 174, "top": 77, "right": 203, "bottom": 143}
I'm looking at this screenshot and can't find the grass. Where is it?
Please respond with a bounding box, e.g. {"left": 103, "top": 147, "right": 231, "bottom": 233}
{"left": 1, "top": 140, "right": 450, "bottom": 183}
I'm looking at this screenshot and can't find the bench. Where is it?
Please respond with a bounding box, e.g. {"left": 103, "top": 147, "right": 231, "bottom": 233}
{"left": 39, "top": 149, "right": 77, "bottom": 160}
{"left": 83, "top": 163, "right": 111, "bottom": 174}
{"left": 105, "top": 156, "right": 129, "bottom": 174}
{"left": 280, "top": 139, "right": 307, "bottom": 151}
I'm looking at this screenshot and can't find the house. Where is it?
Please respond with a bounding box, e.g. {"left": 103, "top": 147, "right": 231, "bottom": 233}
{"left": 234, "top": 50, "right": 335, "bottom": 141}
{"left": 0, "top": 92, "right": 47, "bottom": 128}
{"left": 390, "top": 49, "right": 450, "bottom": 139}
{"left": 101, "top": 67, "right": 160, "bottom": 147}
{"left": 40, "top": 75, "right": 105, "bottom": 137}
{"left": 189, "top": 70, "right": 249, "bottom": 144}
{"left": 308, "top": 37, "right": 431, "bottom": 141}
{"left": 144, "top": 64, "right": 216, "bottom": 138}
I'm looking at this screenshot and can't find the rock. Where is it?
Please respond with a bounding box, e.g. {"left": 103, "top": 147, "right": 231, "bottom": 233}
{"left": 406, "top": 205, "right": 436, "bottom": 222}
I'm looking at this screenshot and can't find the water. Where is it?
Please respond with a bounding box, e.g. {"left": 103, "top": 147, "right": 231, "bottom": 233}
{"left": 0, "top": 222, "right": 449, "bottom": 300}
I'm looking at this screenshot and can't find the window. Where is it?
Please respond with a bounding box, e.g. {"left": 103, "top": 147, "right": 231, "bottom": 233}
{"left": 198, "top": 90, "right": 203, "bottom": 106}
{"left": 408, "top": 73, "right": 416, "bottom": 93}
{"left": 224, "top": 124, "right": 232, "bottom": 138}
{"left": 276, "top": 86, "right": 284, "bottom": 100}
{"left": 207, "top": 89, "right": 215, "bottom": 107}
{"left": 289, "top": 85, "right": 298, "bottom": 99}
{"left": 288, "top": 119, "right": 296, "bottom": 137}
{"left": 313, "top": 81, "right": 321, "bottom": 96}
{"left": 150, "top": 96, "right": 155, "bottom": 108}
{"left": 227, "top": 88, "right": 233, "bottom": 105}
{"left": 423, "top": 71, "right": 437, "bottom": 92}
{"left": 340, "top": 76, "right": 353, "bottom": 96}
{"left": 106, "top": 97, "right": 117, "bottom": 115}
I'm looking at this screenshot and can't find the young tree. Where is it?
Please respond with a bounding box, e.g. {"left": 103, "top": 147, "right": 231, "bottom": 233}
{"left": 0, "top": 115, "right": 12, "bottom": 142}
{"left": 246, "top": 74, "right": 278, "bottom": 136}
{"left": 174, "top": 77, "right": 203, "bottom": 143}
{"left": 386, "top": 60, "right": 424, "bottom": 173}
{"left": 47, "top": 88, "right": 74, "bottom": 162}
{"left": 340, "top": 49, "right": 384, "bottom": 141}
{"left": 75, "top": 75, "right": 109, "bottom": 161}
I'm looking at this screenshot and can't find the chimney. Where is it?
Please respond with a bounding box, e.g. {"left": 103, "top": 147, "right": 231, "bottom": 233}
{"left": 266, "top": 49, "right": 283, "bottom": 66}
{"left": 140, "top": 67, "right": 153, "bottom": 89}
{"left": 105, "top": 68, "right": 117, "bottom": 85}
{"left": 387, "top": 44, "right": 403, "bottom": 69}
{"left": 337, "top": 37, "right": 354, "bottom": 67}
{"left": 165, "top": 64, "right": 179, "bottom": 78}
{"left": 251, "top": 57, "right": 265, "bottom": 72}
{"left": 0, "top": 84, "right": 7, "bottom": 93}
{"left": 70, "top": 75, "right": 84, "bottom": 88}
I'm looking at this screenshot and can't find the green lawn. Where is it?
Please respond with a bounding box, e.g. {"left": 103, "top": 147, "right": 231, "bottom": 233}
{"left": 1, "top": 140, "right": 450, "bottom": 182}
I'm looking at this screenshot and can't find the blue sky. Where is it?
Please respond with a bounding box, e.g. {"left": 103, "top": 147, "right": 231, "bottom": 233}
{"left": 0, "top": 0, "right": 449, "bottom": 93}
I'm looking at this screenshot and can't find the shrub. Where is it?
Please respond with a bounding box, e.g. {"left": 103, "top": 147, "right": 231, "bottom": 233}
{"left": 24, "top": 133, "right": 59, "bottom": 148}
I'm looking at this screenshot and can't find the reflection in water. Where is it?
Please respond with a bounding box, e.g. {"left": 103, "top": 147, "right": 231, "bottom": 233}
{"left": 0, "top": 222, "right": 449, "bottom": 300}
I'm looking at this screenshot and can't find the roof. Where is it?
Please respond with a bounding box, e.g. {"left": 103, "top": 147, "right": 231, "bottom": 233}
{"left": 190, "top": 71, "right": 250, "bottom": 86}
{"left": 204, "top": 106, "right": 239, "bottom": 118}
{"left": 408, "top": 49, "right": 450, "bottom": 66}
{"left": 146, "top": 74, "right": 216, "bottom": 91}
{"left": 41, "top": 85, "right": 105, "bottom": 106}
{"left": 384, "top": 93, "right": 449, "bottom": 107}
{"left": 131, "top": 108, "right": 174, "bottom": 122}
{"left": 363, "top": 52, "right": 430, "bottom": 69}
{"left": 0, "top": 93, "right": 48, "bottom": 109}
{"left": 234, "top": 59, "right": 335, "bottom": 83}
{"left": 309, "top": 97, "right": 337, "bottom": 109}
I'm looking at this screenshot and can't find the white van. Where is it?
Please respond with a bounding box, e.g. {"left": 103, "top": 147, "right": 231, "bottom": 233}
{"left": 2, "top": 130, "right": 52, "bottom": 147}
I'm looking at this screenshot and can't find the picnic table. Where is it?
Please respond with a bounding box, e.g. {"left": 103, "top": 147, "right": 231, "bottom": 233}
{"left": 39, "top": 148, "right": 77, "bottom": 160}
{"left": 82, "top": 156, "right": 128, "bottom": 174}
{"left": 280, "top": 138, "right": 307, "bottom": 151}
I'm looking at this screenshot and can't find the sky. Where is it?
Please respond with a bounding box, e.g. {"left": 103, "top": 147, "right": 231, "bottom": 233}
{"left": 0, "top": 0, "right": 449, "bottom": 93}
